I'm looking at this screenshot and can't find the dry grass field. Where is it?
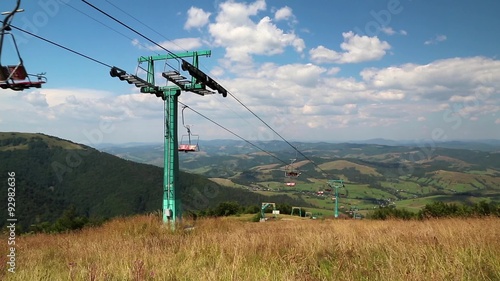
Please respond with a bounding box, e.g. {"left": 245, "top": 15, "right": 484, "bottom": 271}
{"left": 1, "top": 215, "right": 499, "bottom": 281}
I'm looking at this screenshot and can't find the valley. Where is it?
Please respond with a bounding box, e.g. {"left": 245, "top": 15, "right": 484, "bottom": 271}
{"left": 100, "top": 139, "right": 500, "bottom": 215}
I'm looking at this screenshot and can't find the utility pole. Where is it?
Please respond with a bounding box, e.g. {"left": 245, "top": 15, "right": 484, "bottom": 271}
{"left": 110, "top": 50, "right": 227, "bottom": 228}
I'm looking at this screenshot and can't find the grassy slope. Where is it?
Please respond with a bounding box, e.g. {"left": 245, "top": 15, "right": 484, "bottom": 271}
{"left": 2, "top": 215, "right": 499, "bottom": 280}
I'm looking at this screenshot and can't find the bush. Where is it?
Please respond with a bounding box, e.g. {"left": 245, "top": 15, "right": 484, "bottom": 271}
{"left": 30, "top": 206, "right": 93, "bottom": 233}
{"left": 212, "top": 201, "right": 241, "bottom": 217}
{"left": 252, "top": 212, "right": 262, "bottom": 222}
{"left": 368, "top": 201, "right": 500, "bottom": 221}
{"left": 418, "top": 201, "right": 500, "bottom": 219}
{"left": 245, "top": 205, "right": 260, "bottom": 214}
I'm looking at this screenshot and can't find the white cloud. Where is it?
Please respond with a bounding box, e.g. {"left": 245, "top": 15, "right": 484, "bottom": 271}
{"left": 360, "top": 57, "right": 500, "bottom": 99}
{"left": 381, "top": 27, "right": 407, "bottom": 36}
{"left": 208, "top": 0, "right": 304, "bottom": 63}
{"left": 202, "top": 55, "right": 500, "bottom": 141}
{"left": 0, "top": 88, "right": 156, "bottom": 142}
{"left": 381, "top": 27, "right": 396, "bottom": 35}
{"left": 260, "top": 63, "right": 326, "bottom": 86}
{"left": 308, "top": 46, "right": 341, "bottom": 64}
{"left": 327, "top": 67, "right": 341, "bottom": 75}
{"left": 4, "top": 55, "right": 500, "bottom": 143}
{"left": 302, "top": 103, "right": 357, "bottom": 116}
{"left": 310, "top": 31, "right": 391, "bottom": 64}
{"left": 21, "top": 91, "right": 48, "bottom": 107}
{"left": 356, "top": 56, "right": 500, "bottom": 130}
{"left": 210, "top": 66, "right": 225, "bottom": 77}
{"left": 424, "top": 34, "right": 447, "bottom": 45}
{"left": 4, "top": 1, "right": 499, "bottom": 143}
{"left": 374, "top": 90, "right": 405, "bottom": 100}
{"left": 274, "top": 6, "right": 293, "bottom": 21}
{"left": 185, "top": 7, "right": 211, "bottom": 30}
{"left": 132, "top": 38, "right": 203, "bottom": 52}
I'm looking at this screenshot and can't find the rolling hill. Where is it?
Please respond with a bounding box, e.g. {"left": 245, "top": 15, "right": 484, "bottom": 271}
{"left": 100, "top": 139, "right": 500, "bottom": 213}
{"left": 0, "top": 132, "right": 312, "bottom": 231}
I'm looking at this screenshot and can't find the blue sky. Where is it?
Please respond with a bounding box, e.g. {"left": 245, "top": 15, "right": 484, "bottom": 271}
{"left": 0, "top": 0, "right": 499, "bottom": 145}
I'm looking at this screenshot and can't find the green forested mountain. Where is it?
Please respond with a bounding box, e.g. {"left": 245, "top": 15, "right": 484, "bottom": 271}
{"left": 0, "top": 132, "right": 311, "bottom": 231}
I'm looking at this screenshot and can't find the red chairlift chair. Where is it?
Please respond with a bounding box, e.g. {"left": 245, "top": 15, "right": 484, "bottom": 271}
{"left": 0, "top": 1, "right": 46, "bottom": 91}
{"left": 284, "top": 159, "right": 300, "bottom": 186}
{"left": 178, "top": 106, "right": 199, "bottom": 153}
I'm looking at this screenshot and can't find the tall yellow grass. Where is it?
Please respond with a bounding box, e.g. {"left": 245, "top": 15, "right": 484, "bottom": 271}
{"left": 1, "top": 215, "right": 499, "bottom": 280}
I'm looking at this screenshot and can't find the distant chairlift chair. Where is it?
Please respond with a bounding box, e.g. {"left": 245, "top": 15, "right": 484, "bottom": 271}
{"left": 284, "top": 159, "right": 300, "bottom": 186}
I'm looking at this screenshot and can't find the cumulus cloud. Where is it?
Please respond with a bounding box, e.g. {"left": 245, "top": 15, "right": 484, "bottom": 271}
{"left": 185, "top": 7, "right": 211, "bottom": 30}
{"left": 21, "top": 91, "right": 48, "bottom": 107}
{"left": 327, "top": 67, "right": 341, "bottom": 75}
{"left": 5, "top": 1, "right": 498, "bottom": 143}
{"left": 356, "top": 56, "right": 500, "bottom": 127}
{"left": 257, "top": 63, "right": 326, "bottom": 86}
{"left": 302, "top": 103, "right": 357, "bottom": 116}
{"left": 208, "top": 0, "right": 304, "bottom": 63}
{"left": 4, "top": 55, "right": 499, "bottom": 143}
{"left": 208, "top": 55, "right": 500, "bottom": 140}
{"left": 310, "top": 31, "right": 391, "bottom": 64}
{"left": 274, "top": 6, "right": 293, "bottom": 21}
{"left": 360, "top": 57, "right": 500, "bottom": 99}
{"left": 132, "top": 38, "right": 203, "bottom": 51}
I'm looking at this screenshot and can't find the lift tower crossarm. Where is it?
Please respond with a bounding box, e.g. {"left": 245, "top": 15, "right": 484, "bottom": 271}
{"left": 137, "top": 50, "right": 211, "bottom": 63}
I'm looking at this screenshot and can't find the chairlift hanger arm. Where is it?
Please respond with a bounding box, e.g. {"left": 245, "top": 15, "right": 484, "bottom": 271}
{"left": 181, "top": 105, "right": 189, "bottom": 129}
{"left": 0, "top": 0, "right": 22, "bottom": 62}
{"left": 1, "top": 0, "right": 21, "bottom": 30}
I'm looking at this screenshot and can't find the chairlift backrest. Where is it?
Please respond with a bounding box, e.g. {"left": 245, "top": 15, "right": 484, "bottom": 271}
{"left": 178, "top": 144, "right": 198, "bottom": 152}
{"left": 6, "top": 64, "right": 27, "bottom": 80}
{"left": 178, "top": 133, "right": 199, "bottom": 152}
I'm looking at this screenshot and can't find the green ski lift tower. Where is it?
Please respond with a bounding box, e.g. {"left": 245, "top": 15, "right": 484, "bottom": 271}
{"left": 328, "top": 179, "right": 345, "bottom": 218}
{"left": 110, "top": 50, "right": 227, "bottom": 228}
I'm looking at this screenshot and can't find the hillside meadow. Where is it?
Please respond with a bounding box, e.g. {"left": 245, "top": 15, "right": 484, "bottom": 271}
{"left": 1, "top": 215, "right": 499, "bottom": 281}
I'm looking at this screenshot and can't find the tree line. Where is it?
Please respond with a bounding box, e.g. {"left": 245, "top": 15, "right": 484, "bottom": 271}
{"left": 367, "top": 201, "right": 500, "bottom": 220}
{"left": 20, "top": 200, "right": 500, "bottom": 234}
